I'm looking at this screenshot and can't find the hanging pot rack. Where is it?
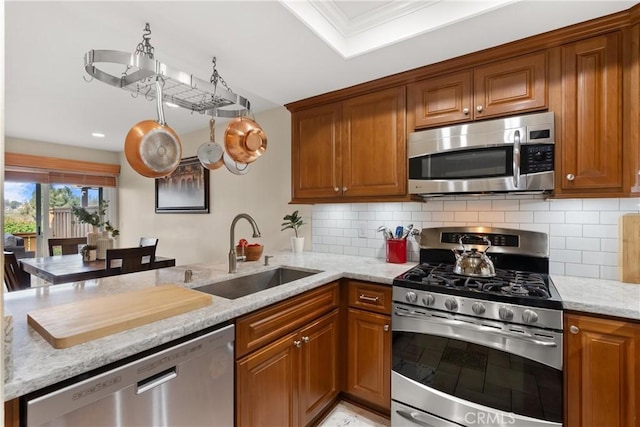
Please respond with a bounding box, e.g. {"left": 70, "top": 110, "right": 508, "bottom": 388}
{"left": 83, "top": 24, "right": 251, "bottom": 118}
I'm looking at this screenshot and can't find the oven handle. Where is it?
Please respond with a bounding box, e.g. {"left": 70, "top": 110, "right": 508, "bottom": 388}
{"left": 394, "top": 310, "right": 557, "bottom": 348}
{"left": 395, "top": 409, "right": 438, "bottom": 427}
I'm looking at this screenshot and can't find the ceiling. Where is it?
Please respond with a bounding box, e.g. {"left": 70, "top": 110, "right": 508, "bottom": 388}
{"left": 4, "top": 1, "right": 637, "bottom": 152}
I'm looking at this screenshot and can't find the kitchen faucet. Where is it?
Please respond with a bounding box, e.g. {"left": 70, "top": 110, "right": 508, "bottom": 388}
{"left": 229, "top": 213, "right": 261, "bottom": 273}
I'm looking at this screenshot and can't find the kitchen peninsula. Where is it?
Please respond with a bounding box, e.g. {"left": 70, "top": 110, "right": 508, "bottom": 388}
{"left": 4, "top": 251, "right": 640, "bottom": 407}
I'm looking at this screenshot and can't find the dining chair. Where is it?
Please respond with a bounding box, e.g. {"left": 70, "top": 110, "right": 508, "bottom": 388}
{"left": 105, "top": 246, "right": 156, "bottom": 274}
{"left": 4, "top": 251, "right": 31, "bottom": 291}
{"left": 139, "top": 237, "right": 159, "bottom": 248}
{"left": 48, "top": 237, "right": 88, "bottom": 256}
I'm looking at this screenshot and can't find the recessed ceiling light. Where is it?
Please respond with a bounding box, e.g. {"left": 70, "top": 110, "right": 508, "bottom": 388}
{"left": 165, "top": 102, "right": 179, "bottom": 108}
{"left": 91, "top": 132, "right": 105, "bottom": 138}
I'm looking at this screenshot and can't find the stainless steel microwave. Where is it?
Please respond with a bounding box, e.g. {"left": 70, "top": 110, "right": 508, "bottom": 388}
{"left": 408, "top": 112, "right": 555, "bottom": 197}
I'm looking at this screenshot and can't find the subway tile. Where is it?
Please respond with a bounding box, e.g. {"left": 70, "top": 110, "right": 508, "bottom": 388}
{"left": 518, "top": 199, "right": 550, "bottom": 211}
{"left": 478, "top": 211, "right": 504, "bottom": 223}
{"left": 314, "top": 227, "right": 329, "bottom": 236}
{"left": 336, "top": 237, "right": 351, "bottom": 246}
{"left": 565, "top": 211, "right": 599, "bottom": 224}
{"left": 422, "top": 200, "right": 443, "bottom": 211}
{"left": 375, "top": 211, "right": 393, "bottom": 221}
{"left": 343, "top": 246, "right": 359, "bottom": 256}
{"left": 313, "top": 243, "right": 328, "bottom": 252}
{"left": 583, "top": 224, "right": 618, "bottom": 238}
{"left": 600, "top": 238, "right": 618, "bottom": 252}
{"left": 359, "top": 211, "right": 376, "bottom": 221}
{"left": 367, "top": 203, "right": 385, "bottom": 211}
{"left": 566, "top": 237, "right": 600, "bottom": 251}
{"left": 358, "top": 247, "right": 376, "bottom": 257}
{"left": 444, "top": 201, "right": 467, "bottom": 211}
{"left": 520, "top": 223, "right": 550, "bottom": 235}
{"left": 411, "top": 211, "right": 431, "bottom": 222}
{"left": 565, "top": 263, "right": 600, "bottom": 278}
{"left": 583, "top": 251, "right": 618, "bottom": 266}
{"left": 533, "top": 211, "right": 565, "bottom": 224}
{"left": 343, "top": 211, "right": 358, "bottom": 220}
{"left": 322, "top": 236, "right": 338, "bottom": 245}
{"left": 328, "top": 246, "right": 344, "bottom": 255}
{"left": 549, "top": 262, "right": 565, "bottom": 275}
{"left": 620, "top": 197, "right": 640, "bottom": 211}
{"left": 550, "top": 249, "right": 582, "bottom": 263}
{"left": 351, "top": 204, "right": 367, "bottom": 212}
{"left": 432, "top": 211, "right": 455, "bottom": 222}
{"left": 392, "top": 211, "right": 413, "bottom": 222}
{"left": 504, "top": 211, "right": 534, "bottom": 223}
{"left": 601, "top": 211, "right": 625, "bottom": 225}
{"left": 549, "top": 236, "right": 565, "bottom": 249}
{"left": 455, "top": 211, "right": 479, "bottom": 222}
{"left": 493, "top": 222, "right": 519, "bottom": 229}
{"left": 328, "top": 228, "right": 344, "bottom": 237}
{"left": 492, "top": 200, "right": 519, "bottom": 211}
{"left": 548, "top": 199, "right": 582, "bottom": 211}
{"left": 583, "top": 198, "right": 620, "bottom": 211}
{"left": 467, "top": 200, "right": 493, "bottom": 211}
{"left": 343, "top": 228, "right": 357, "bottom": 238}
{"left": 600, "top": 266, "right": 620, "bottom": 281}
{"left": 352, "top": 238, "right": 369, "bottom": 248}
{"left": 402, "top": 202, "right": 422, "bottom": 211}
{"left": 328, "top": 211, "right": 344, "bottom": 220}
{"left": 550, "top": 224, "right": 582, "bottom": 237}
{"left": 313, "top": 210, "right": 330, "bottom": 220}
{"left": 382, "top": 202, "right": 404, "bottom": 211}
{"left": 336, "top": 219, "right": 351, "bottom": 229}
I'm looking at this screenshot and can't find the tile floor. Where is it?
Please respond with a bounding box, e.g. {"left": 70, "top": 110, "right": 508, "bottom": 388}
{"left": 316, "top": 401, "right": 390, "bottom": 427}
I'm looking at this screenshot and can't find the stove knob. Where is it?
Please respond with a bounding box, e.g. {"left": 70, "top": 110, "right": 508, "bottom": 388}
{"left": 522, "top": 309, "right": 539, "bottom": 324}
{"left": 405, "top": 291, "right": 418, "bottom": 304}
{"left": 498, "top": 306, "right": 514, "bottom": 321}
{"left": 422, "top": 294, "right": 435, "bottom": 306}
{"left": 471, "top": 302, "right": 486, "bottom": 315}
{"left": 444, "top": 298, "right": 458, "bottom": 312}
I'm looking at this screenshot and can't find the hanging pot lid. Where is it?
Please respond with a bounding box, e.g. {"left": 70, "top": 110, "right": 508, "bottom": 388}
{"left": 197, "top": 118, "right": 224, "bottom": 170}
{"left": 124, "top": 80, "right": 182, "bottom": 178}
{"left": 223, "top": 151, "right": 251, "bottom": 175}
{"left": 224, "top": 117, "right": 267, "bottom": 164}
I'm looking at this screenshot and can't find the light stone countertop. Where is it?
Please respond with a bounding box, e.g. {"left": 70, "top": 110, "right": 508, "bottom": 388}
{"left": 3, "top": 251, "right": 639, "bottom": 401}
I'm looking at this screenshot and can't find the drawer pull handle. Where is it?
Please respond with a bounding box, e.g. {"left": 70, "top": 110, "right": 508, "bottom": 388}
{"left": 359, "top": 295, "right": 379, "bottom": 303}
{"left": 569, "top": 325, "right": 579, "bottom": 334}
{"left": 294, "top": 340, "right": 302, "bottom": 348}
{"left": 302, "top": 336, "right": 310, "bottom": 343}
{"left": 384, "top": 324, "right": 389, "bottom": 332}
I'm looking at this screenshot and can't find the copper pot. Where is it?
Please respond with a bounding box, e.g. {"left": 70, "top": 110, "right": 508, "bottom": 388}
{"left": 124, "top": 80, "right": 182, "bottom": 178}
{"left": 224, "top": 117, "right": 267, "bottom": 164}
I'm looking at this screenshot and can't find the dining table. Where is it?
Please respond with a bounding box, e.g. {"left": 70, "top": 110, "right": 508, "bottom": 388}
{"left": 19, "top": 253, "right": 176, "bottom": 285}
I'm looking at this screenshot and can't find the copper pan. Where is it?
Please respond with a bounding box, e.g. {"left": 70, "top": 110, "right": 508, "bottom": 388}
{"left": 124, "top": 80, "right": 182, "bottom": 178}
{"left": 224, "top": 117, "right": 267, "bottom": 164}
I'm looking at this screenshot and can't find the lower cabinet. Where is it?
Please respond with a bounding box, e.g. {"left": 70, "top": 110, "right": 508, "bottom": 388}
{"left": 564, "top": 312, "right": 640, "bottom": 427}
{"left": 344, "top": 280, "right": 392, "bottom": 413}
{"left": 235, "top": 283, "right": 340, "bottom": 427}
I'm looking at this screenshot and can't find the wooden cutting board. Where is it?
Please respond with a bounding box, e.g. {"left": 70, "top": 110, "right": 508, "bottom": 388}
{"left": 620, "top": 213, "right": 640, "bottom": 284}
{"left": 27, "top": 285, "right": 212, "bottom": 349}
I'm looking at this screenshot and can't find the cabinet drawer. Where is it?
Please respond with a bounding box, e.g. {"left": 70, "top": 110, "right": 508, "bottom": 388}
{"left": 235, "top": 282, "right": 339, "bottom": 358}
{"left": 347, "top": 280, "right": 392, "bottom": 315}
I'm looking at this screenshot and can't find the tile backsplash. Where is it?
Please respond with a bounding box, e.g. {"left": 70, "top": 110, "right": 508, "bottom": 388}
{"left": 311, "top": 195, "right": 640, "bottom": 281}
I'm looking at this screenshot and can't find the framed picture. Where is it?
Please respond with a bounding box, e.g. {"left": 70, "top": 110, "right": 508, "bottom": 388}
{"left": 155, "top": 157, "right": 210, "bottom": 213}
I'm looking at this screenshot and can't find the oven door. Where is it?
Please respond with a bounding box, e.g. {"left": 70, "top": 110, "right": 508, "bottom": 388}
{"left": 392, "top": 303, "right": 563, "bottom": 427}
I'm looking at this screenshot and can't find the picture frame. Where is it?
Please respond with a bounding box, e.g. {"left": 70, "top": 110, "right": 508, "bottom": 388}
{"left": 155, "top": 156, "right": 210, "bottom": 213}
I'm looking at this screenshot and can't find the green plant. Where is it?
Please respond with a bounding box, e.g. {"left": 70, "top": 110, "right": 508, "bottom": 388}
{"left": 71, "top": 200, "right": 119, "bottom": 237}
{"left": 281, "top": 210, "right": 305, "bottom": 238}
{"left": 81, "top": 244, "right": 97, "bottom": 256}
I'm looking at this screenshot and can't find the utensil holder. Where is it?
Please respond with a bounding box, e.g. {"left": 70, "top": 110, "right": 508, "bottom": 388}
{"left": 386, "top": 239, "right": 407, "bottom": 264}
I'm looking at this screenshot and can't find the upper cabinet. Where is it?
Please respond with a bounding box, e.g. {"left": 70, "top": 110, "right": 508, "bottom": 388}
{"left": 408, "top": 51, "right": 547, "bottom": 129}
{"left": 291, "top": 87, "right": 406, "bottom": 203}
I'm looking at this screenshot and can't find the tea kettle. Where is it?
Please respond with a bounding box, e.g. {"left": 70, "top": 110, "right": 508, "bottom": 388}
{"left": 452, "top": 235, "right": 496, "bottom": 277}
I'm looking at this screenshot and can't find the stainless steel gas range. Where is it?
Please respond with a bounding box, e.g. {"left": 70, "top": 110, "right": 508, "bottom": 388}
{"left": 391, "top": 226, "right": 563, "bottom": 427}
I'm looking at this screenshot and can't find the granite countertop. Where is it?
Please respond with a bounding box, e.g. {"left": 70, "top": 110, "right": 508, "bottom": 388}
{"left": 3, "top": 251, "right": 639, "bottom": 401}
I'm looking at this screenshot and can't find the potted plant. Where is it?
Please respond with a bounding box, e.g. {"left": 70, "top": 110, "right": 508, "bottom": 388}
{"left": 71, "top": 200, "right": 119, "bottom": 244}
{"left": 281, "top": 210, "right": 305, "bottom": 253}
{"left": 81, "top": 244, "right": 97, "bottom": 262}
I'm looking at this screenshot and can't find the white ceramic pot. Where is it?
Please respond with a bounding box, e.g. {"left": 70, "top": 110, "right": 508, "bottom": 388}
{"left": 291, "top": 237, "right": 304, "bottom": 253}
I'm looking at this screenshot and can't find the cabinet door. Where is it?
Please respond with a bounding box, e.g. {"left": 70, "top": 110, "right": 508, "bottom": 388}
{"left": 342, "top": 87, "right": 406, "bottom": 197}
{"left": 559, "top": 32, "right": 622, "bottom": 194}
{"left": 346, "top": 308, "right": 391, "bottom": 411}
{"left": 292, "top": 103, "right": 343, "bottom": 200}
{"left": 474, "top": 51, "right": 547, "bottom": 119}
{"left": 299, "top": 310, "right": 340, "bottom": 426}
{"left": 237, "top": 331, "right": 300, "bottom": 427}
{"left": 565, "top": 313, "right": 640, "bottom": 427}
{"left": 408, "top": 71, "right": 473, "bottom": 129}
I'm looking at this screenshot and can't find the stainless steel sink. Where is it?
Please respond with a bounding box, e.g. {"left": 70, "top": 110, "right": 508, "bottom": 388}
{"left": 194, "top": 267, "right": 322, "bottom": 299}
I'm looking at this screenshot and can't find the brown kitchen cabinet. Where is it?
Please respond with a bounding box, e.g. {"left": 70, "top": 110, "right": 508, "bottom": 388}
{"left": 344, "top": 280, "right": 392, "bottom": 413}
{"left": 235, "top": 283, "right": 340, "bottom": 427}
{"left": 564, "top": 312, "right": 640, "bottom": 427}
{"left": 408, "top": 51, "right": 547, "bottom": 129}
{"left": 291, "top": 86, "right": 406, "bottom": 203}
{"left": 552, "top": 31, "right": 629, "bottom": 197}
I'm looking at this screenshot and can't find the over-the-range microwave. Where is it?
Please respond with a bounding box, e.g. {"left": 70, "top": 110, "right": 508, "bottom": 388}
{"left": 408, "top": 112, "right": 555, "bottom": 197}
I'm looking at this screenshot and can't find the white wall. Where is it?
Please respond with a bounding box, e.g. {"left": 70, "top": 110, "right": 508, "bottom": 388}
{"left": 117, "top": 106, "right": 312, "bottom": 265}
{"left": 311, "top": 195, "right": 640, "bottom": 281}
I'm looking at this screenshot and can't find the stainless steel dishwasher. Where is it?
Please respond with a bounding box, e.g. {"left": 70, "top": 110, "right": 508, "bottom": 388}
{"left": 26, "top": 324, "right": 235, "bottom": 427}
